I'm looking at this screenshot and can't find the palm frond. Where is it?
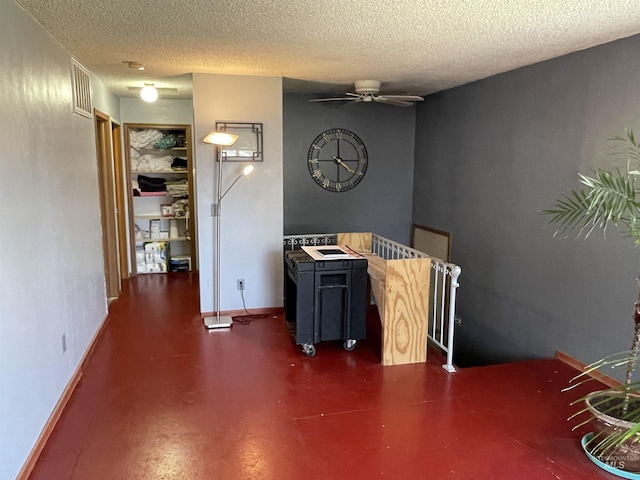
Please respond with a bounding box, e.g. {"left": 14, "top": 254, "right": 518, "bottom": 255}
{"left": 543, "top": 167, "right": 640, "bottom": 240}
{"left": 608, "top": 129, "right": 640, "bottom": 165}
{"left": 543, "top": 189, "right": 599, "bottom": 238}
{"left": 563, "top": 351, "right": 640, "bottom": 392}
{"left": 581, "top": 168, "right": 638, "bottom": 219}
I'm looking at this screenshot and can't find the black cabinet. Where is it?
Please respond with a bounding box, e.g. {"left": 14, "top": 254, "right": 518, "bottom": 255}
{"left": 285, "top": 250, "right": 367, "bottom": 357}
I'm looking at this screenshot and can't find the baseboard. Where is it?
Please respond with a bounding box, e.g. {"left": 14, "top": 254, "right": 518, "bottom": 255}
{"left": 17, "top": 312, "right": 110, "bottom": 480}
{"left": 201, "top": 306, "right": 284, "bottom": 320}
{"left": 555, "top": 350, "right": 621, "bottom": 388}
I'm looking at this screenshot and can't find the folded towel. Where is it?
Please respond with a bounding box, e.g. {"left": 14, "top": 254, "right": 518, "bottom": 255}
{"left": 132, "top": 155, "right": 173, "bottom": 172}
{"left": 130, "top": 129, "right": 164, "bottom": 149}
{"left": 137, "top": 174, "right": 166, "bottom": 192}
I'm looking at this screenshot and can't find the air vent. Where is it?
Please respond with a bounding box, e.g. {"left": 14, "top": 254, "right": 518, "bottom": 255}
{"left": 71, "top": 58, "right": 92, "bottom": 118}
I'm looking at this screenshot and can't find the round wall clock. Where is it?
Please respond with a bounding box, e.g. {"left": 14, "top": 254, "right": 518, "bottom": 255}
{"left": 307, "top": 128, "right": 368, "bottom": 192}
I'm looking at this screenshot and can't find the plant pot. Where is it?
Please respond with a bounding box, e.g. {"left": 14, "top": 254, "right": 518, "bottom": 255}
{"left": 586, "top": 392, "right": 640, "bottom": 473}
{"left": 582, "top": 434, "right": 640, "bottom": 480}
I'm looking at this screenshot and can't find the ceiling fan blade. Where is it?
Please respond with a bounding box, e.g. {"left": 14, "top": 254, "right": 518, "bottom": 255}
{"left": 343, "top": 97, "right": 364, "bottom": 107}
{"left": 309, "top": 97, "right": 358, "bottom": 102}
{"left": 378, "top": 95, "right": 424, "bottom": 102}
{"left": 373, "top": 97, "right": 413, "bottom": 107}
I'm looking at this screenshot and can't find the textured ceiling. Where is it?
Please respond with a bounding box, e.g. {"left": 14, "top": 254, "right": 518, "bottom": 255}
{"left": 15, "top": 0, "right": 640, "bottom": 99}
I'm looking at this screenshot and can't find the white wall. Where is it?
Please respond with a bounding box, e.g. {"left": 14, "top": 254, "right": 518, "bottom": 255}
{"left": 0, "top": 2, "right": 110, "bottom": 478}
{"left": 91, "top": 72, "right": 121, "bottom": 123}
{"left": 120, "top": 97, "right": 194, "bottom": 125}
{"left": 192, "top": 74, "right": 284, "bottom": 314}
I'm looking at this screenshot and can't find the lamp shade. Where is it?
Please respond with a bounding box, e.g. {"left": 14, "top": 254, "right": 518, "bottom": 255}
{"left": 140, "top": 84, "right": 158, "bottom": 102}
{"left": 203, "top": 131, "right": 239, "bottom": 146}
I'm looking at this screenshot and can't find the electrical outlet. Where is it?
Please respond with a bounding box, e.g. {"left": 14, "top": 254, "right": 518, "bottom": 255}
{"left": 62, "top": 334, "right": 67, "bottom": 353}
{"left": 237, "top": 279, "right": 245, "bottom": 290}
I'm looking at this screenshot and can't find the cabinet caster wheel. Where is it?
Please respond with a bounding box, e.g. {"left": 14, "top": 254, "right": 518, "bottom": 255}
{"left": 343, "top": 339, "right": 357, "bottom": 351}
{"left": 302, "top": 344, "right": 316, "bottom": 357}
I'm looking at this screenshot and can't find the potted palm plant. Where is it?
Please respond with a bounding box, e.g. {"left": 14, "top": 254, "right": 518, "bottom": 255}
{"left": 544, "top": 129, "right": 640, "bottom": 476}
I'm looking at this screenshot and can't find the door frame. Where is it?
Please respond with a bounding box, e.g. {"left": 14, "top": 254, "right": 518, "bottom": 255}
{"left": 111, "top": 121, "right": 130, "bottom": 279}
{"left": 94, "top": 109, "right": 121, "bottom": 299}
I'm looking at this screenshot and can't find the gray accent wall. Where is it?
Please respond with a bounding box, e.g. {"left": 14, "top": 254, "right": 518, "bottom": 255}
{"left": 284, "top": 93, "right": 416, "bottom": 244}
{"left": 413, "top": 35, "right": 640, "bottom": 370}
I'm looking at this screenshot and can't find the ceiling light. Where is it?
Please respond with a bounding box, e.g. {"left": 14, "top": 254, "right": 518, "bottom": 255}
{"left": 140, "top": 84, "right": 158, "bottom": 102}
{"left": 127, "top": 86, "right": 178, "bottom": 95}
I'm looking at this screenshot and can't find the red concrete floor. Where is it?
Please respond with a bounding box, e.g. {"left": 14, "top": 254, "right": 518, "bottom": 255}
{"left": 28, "top": 273, "right": 613, "bottom": 480}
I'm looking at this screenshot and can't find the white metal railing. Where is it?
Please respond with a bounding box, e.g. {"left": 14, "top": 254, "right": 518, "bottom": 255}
{"left": 283, "top": 233, "right": 461, "bottom": 372}
{"left": 283, "top": 233, "right": 338, "bottom": 250}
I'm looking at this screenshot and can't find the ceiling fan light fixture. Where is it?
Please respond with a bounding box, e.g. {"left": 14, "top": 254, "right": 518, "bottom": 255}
{"left": 123, "top": 61, "right": 144, "bottom": 71}
{"left": 354, "top": 79, "right": 381, "bottom": 95}
{"left": 309, "top": 80, "right": 424, "bottom": 107}
{"left": 140, "top": 83, "right": 158, "bottom": 102}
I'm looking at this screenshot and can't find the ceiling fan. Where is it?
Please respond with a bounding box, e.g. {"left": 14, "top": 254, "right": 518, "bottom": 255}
{"left": 310, "top": 80, "right": 424, "bottom": 107}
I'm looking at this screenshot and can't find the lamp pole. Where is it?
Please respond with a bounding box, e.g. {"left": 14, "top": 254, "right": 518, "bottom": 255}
{"left": 213, "top": 149, "right": 227, "bottom": 327}
{"left": 202, "top": 131, "right": 253, "bottom": 329}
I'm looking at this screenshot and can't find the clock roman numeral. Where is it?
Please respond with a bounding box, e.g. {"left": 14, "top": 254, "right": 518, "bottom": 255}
{"left": 312, "top": 169, "right": 322, "bottom": 178}
{"left": 322, "top": 178, "right": 330, "bottom": 189}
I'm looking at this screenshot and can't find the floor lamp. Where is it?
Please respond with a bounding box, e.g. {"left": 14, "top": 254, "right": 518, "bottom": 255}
{"left": 203, "top": 131, "right": 255, "bottom": 329}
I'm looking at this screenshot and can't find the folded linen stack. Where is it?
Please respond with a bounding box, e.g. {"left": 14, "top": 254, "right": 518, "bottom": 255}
{"left": 137, "top": 174, "right": 166, "bottom": 192}
{"left": 166, "top": 178, "right": 188, "bottom": 197}
{"left": 130, "top": 129, "right": 163, "bottom": 149}
{"left": 131, "top": 155, "right": 174, "bottom": 172}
